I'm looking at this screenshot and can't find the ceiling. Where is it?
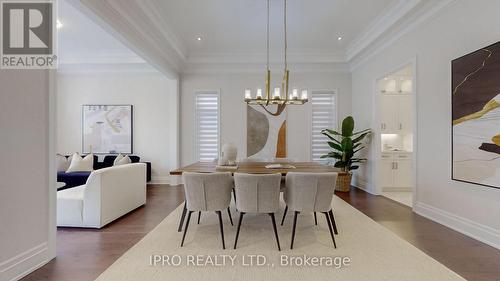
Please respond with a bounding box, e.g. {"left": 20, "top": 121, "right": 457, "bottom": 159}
{"left": 62, "top": 0, "right": 433, "bottom": 77}
{"left": 58, "top": 0, "right": 142, "bottom": 64}
{"left": 151, "top": 0, "right": 394, "bottom": 54}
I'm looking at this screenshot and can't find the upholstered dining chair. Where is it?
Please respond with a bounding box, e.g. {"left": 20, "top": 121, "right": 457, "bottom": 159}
{"left": 281, "top": 172, "right": 339, "bottom": 249}
{"left": 233, "top": 173, "right": 282, "bottom": 250}
{"left": 180, "top": 172, "right": 234, "bottom": 249}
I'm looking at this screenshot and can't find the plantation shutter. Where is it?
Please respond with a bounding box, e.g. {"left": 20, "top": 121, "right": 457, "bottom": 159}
{"left": 195, "top": 92, "right": 219, "bottom": 162}
{"left": 311, "top": 92, "right": 337, "bottom": 162}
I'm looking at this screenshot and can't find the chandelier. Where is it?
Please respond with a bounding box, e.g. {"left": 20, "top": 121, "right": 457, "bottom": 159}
{"left": 244, "top": 0, "right": 308, "bottom": 111}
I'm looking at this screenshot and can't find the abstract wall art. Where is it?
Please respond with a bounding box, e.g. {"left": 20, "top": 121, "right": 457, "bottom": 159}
{"left": 247, "top": 105, "right": 286, "bottom": 160}
{"left": 82, "top": 105, "right": 133, "bottom": 154}
{"left": 452, "top": 41, "right": 500, "bottom": 189}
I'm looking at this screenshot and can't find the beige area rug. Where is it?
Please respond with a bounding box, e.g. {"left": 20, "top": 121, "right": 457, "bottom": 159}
{"left": 95, "top": 196, "right": 465, "bottom": 281}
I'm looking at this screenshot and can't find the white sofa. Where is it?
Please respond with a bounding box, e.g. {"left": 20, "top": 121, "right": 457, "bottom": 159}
{"left": 57, "top": 163, "right": 147, "bottom": 228}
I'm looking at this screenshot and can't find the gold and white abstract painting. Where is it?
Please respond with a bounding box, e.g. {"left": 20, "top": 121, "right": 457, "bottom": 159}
{"left": 452, "top": 42, "right": 500, "bottom": 189}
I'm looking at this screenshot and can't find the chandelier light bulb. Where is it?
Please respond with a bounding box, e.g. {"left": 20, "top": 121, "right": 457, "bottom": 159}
{"left": 256, "top": 88, "right": 263, "bottom": 99}
{"left": 245, "top": 89, "right": 252, "bottom": 99}
{"left": 274, "top": 87, "right": 281, "bottom": 98}
{"left": 301, "top": 90, "right": 308, "bottom": 100}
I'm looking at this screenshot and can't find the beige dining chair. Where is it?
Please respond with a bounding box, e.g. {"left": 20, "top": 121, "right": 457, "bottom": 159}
{"left": 180, "top": 172, "right": 234, "bottom": 249}
{"left": 281, "top": 172, "right": 339, "bottom": 249}
{"left": 233, "top": 173, "right": 282, "bottom": 250}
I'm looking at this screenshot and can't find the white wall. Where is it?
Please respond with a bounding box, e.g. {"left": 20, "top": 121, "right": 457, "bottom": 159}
{"left": 57, "top": 71, "right": 178, "bottom": 184}
{"left": 180, "top": 72, "right": 352, "bottom": 165}
{"left": 351, "top": 0, "right": 500, "bottom": 248}
{"left": 0, "top": 70, "right": 54, "bottom": 280}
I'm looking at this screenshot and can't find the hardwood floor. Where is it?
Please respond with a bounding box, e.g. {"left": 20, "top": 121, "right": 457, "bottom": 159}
{"left": 22, "top": 185, "right": 500, "bottom": 281}
{"left": 21, "top": 185, "right": 184, "bottom": 281}
{"left": 336, "top": 188, "right": 500, "bottom": 281}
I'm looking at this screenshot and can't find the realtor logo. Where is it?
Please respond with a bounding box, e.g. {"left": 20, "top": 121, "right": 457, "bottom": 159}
{"left": 1, "top": 1, "right": 57, "bottom": 69}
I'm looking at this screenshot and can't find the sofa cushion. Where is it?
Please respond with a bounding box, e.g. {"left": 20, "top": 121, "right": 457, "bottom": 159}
{"left": 57, "top": 185, "right": 86, "bottom": 227}
{"left": 67, "top": 153, "right": 94, "bottom": 172}
{"left": 103, "top": 155, "right": 140, "bottom": 168}
{"left": 114, "top": 154, "right": 132, "bottom": 166}
{"left": 57, "top": 171, "right": 92, "bottom": 190}
{"left": 56, "top": 154, "right": 70, "bottom": 172}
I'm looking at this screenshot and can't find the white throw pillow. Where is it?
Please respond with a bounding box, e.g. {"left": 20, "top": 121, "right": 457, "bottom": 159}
{"left": 114, "top": 154, "right": 131, "bottom": 166}
{"left": 113, "top": 153, "right": 124, "bottom": 164}
{"left": 56, "top": 154, "right": 70, "bottom": 172}
{"left": 66, "top": 153, "right": 94, "bottom": 172}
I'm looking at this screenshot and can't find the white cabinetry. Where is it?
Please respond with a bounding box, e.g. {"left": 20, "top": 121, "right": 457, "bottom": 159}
{"left": 380, "top": 95, "right": 412, "bottom": 133}
{"left": 380, "top": 152, "right": 412, "bottom": 190}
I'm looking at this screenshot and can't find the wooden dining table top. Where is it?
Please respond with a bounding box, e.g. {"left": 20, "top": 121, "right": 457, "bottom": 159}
{"left": 169, "top": 161, "right": 345, "bottom": 176}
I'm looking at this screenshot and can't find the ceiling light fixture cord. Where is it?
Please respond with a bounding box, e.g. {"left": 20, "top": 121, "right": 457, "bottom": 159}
{"left": 284, "top": 0, "right": 287, "bottom": 71}
{"left": 267, "top": 0, "right": 270, "bottom": 71}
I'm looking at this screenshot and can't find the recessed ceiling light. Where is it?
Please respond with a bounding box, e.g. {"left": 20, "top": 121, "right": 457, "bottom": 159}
{"left": 337, "top": 36, "right": 342, "bottom": 41}
{"left": 57, "top": 20, "right": 63, "bottom": 29}
{"left": 196, "top": 36, "right": 202, "bottom": 41}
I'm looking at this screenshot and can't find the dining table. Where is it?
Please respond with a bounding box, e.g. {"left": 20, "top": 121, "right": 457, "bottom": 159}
{"left": 170, "top": 161, "right": 344, "bottom": 232}
{"left": 169, "top": 161, "right": 344, "bottom": 176}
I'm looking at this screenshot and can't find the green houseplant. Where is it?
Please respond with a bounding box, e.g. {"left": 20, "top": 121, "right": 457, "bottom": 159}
{"left": 321, "top": 116, "right": 371, "bottom": 191}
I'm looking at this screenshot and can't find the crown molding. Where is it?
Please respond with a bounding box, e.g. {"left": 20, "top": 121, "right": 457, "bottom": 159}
{"left": 346, "top": 0, "right": 422, "bottom": 61}
{"left": 182, "top": 61, "right": 350, "bottom": 75}
{"left": 70, "top": 0, "right": 181, "bottom": 79}
{"left": 57, "top": 62, "right": 158, "bottom": 74}
{"left": 186, "top": 51, "right": 346, "bottom": 64}
{"left": 349, "top": 0, "right": 457, "bottom": 71}
{"left": 138, "top": 0, "right": 188, "bottom": 61}
{"left": 58, "top": 50, "right": 157, "bottom": 74}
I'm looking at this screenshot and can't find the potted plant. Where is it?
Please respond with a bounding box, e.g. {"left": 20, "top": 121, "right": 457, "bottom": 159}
{"left": 321, "top": 116, "right": 371, "bottom": 192}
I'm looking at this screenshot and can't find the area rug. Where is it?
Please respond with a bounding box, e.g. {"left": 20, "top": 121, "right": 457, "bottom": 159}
{"left": 95, "top": 196, "right": 464, "bottom": 281}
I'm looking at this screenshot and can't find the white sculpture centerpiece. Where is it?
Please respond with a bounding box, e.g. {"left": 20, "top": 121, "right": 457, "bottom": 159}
{"left": 218, "top": 143, "right": 237, "bottom": 166}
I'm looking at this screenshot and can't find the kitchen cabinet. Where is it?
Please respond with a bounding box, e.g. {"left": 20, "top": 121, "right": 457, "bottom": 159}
{"left": 380, "top": 152, "right": 413, "bottom": 189}
{"left": 380, "top": 95, "right": 412, "bottom": 134}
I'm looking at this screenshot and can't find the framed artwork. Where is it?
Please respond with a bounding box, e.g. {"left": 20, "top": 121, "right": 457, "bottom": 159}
{"left": 82, "top": 105, "right": 133, "bottom": 154}
{"left": 452, "top": 41, "right": 500, "bottom": 189}
{"left": 247, "top": 104, "right": 287, "bottom": 159}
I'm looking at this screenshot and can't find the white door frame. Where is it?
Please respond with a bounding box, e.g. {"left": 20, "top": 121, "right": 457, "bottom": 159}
{"left": 372, "top": 57, "right": 418, "bottom": 208}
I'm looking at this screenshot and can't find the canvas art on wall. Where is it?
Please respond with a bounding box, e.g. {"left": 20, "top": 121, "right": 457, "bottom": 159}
{"left": 82, "top": 105, "right": 133, "bottom": 154}
{"left": 247, "top": 105, "right": 286, "bottom": 160}
{"left": 452, "top": 41, "right": 500, "bottom": 189}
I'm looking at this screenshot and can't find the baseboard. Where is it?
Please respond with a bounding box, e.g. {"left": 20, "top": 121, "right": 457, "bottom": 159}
{"left": 351, "top": 176, "right": 377, "bottom": 195}
{"left": 0, "top": 242, "right": 50, "bottom": 281}
{"left": 414, "top": 202, "right": 500, "bottom": 250}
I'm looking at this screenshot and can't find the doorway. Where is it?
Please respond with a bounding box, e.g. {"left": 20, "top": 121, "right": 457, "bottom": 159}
{"left": 376, "top": 64, "right": 416, "bottom": 207}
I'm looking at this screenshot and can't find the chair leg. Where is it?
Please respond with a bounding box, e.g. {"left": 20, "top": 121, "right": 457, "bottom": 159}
{"left": 232, "top": 188, "right": 237, "bottom": 203}
{"left": 281, "top": 205, "right": 288, "bottom": 226}
{"left": 197, "top": 211, "right": 201, "bottom": 224}
{"left": 323, "top": 212, "right": 337, "bottom": 249}
{"left": 328, "top": 210, "right": 338, "bottom": 235}
{"left": 269, "top": 213, "right": 281, "bottom": 251}
{"left": 180, "top": 211, "right": 193, "bottom": 247}
{"left": 290, "top": 211, "right": 299, "bottom": 249}
{"left": 227, "top": 207, "right": 234, "bottom": 226}
{"left": 178, "top": 202, "right": 187, "bottom": 232}
{"left": 314, "top": 212, "right": 318, "bottom": 226}
{"left": 216, "top": 211, "right": 226, "bottom": 249}
{"left": 234, "top": 212, "right": 245, "bottom": 249}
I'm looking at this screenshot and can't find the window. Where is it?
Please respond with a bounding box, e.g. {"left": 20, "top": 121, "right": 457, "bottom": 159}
{"left": 311, "top": 91, "right": 337, "bottom": 162}
{"left": 194, "top": 91, "right": 220, "bottom": 162}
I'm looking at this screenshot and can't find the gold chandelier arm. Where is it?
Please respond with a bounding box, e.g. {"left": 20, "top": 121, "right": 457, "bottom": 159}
{"left": 259, "top": 103, "right": 287, "bottom": 116}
